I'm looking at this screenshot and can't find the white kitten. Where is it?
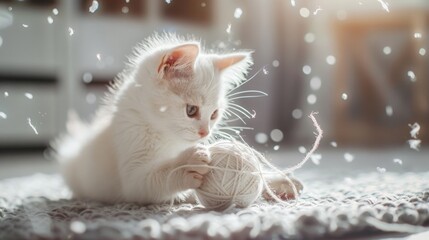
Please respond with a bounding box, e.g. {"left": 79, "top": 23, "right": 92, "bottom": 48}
{"left": 53, "top": 34, "right": 254, "bottom": 204}
{"left": 54, "top": 33, "right": 303, "bottom": 204}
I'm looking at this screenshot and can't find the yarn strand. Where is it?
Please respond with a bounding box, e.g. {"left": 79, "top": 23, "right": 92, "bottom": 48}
{"left": 284, "top": 112, "right": 323, "bottom": 173}
{"left": 254, "top": 112, "right": 323, "bottom": 203}
{"left": 166, "top": 112, "right": 323, "bottom": 210}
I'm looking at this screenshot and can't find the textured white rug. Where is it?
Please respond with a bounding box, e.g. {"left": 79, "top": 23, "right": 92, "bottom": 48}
{"left": 1, "top": 172, "right": 428, "bottom": 239}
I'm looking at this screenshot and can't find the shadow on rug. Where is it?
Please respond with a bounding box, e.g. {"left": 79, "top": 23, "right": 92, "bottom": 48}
{"left": 1, "top": 172, "right": 428, "bottom": 239}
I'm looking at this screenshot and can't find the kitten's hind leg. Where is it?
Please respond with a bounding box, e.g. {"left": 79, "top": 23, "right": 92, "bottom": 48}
{"left": 173, "top": 190, "right": 199, "bottom": 204}
{"left": 263, "top": 174, "right": 304, "bottom": 201}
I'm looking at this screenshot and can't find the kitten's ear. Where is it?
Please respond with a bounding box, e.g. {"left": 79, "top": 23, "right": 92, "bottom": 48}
{"left": 213, "top": 52, "right": 253, "bottom": 72}
{"left": 213, "top": 52, "right": 253, "bottom": 87}
{"left": 158, "top": 43, "right": 199, "bottom": 79}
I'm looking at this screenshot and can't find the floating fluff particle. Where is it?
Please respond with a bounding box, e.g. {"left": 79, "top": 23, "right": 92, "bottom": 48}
{"left": 195, "top": 141, "right": 264, "bottom": 211}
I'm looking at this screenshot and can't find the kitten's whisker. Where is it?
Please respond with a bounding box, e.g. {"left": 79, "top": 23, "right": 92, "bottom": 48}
{"left": 227, "top": 106, "right": 249, "bottom": 119}
{"left": 215, "top": 131, "right": 236, "bottom": 141}
{"left": 229, "top": 103, "right": 253, "bottom": 116}
{"left": 206, "top": 134, "right": 216, "bottom": 144}
{"left": 222, "top": 118, "right": 243, "bottom": 123}
{"left": 227, "top": 67, "right": 264, "bottom": 94}
{"left": 229, "top": 95, "right": 267, "bottom": 101}
{"left": 227, "top": 90, "right": 267, "bottom": 98}
{"left": 221, "top": 112, "right": 237, "bottom": 121}
{"left": 223, "top": 110, "right": 232, "bottom": 118}
{"left": 228, "top": 90, "right": 266, "bottom": 97}
{"left": 228, "top": 104, "right": 252, "bottom": 119}
{"left": 224, "top": 109, "right": 247, "bottom": 125}
{"left": 218, "top": 126, "right": 254, "bottom": 131}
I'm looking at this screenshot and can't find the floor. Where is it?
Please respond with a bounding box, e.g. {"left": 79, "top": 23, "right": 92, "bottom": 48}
{"left": 0, "top": 151, "right": 56, "bottom": 180}
{"left": 0, "top": 146, "right": 428, "bottom": 239}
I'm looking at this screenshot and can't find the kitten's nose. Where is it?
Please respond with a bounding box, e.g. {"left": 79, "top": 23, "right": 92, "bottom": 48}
{"left": 198, "top": 129, "right": 208, "bottom": 138}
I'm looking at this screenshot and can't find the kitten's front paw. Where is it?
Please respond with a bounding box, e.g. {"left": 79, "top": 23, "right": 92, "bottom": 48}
{"left": 183, "top": 172, "right": 204, "bottom": 189}
{"left": 181, "top": 145, "right": 211, "bottom": 189}
{"left": 263, "top": 176, "right": 303, "bottom": 201}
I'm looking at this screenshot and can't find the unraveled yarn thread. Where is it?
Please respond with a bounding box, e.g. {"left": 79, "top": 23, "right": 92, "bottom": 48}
{"left": 168, "top": 112, "right": 323, "bottom": 211}
{"left": 194, "top": 112, "right": 323, "bottom": 210}
{"left": 195, "top": 141, "right": 264, "bottom": 211}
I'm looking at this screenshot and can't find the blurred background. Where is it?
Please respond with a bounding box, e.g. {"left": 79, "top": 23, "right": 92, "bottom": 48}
{"left": 0, "top": 0, "right": 428, "bottom": 179}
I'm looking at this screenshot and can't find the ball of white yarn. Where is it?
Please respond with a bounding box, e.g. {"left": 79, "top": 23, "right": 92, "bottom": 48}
{"left": 195, "top": 141, "right": 264, "bottom": 211}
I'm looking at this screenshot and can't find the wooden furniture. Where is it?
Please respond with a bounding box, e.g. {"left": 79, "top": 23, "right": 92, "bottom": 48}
{"left": 333, "top": 10, "right": 428, "bottom": 146}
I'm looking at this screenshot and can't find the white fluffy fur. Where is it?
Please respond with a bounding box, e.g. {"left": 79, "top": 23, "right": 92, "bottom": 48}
{"left": 53, "top": 33, "right": 254, "bottom": 204}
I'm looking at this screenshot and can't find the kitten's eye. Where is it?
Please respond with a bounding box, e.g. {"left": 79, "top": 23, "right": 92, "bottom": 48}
{"left": 211, "top": 109, "right": 218, "bottom": 120}
{"left": 186, "top": 104, "right": 199, "bottom": 118}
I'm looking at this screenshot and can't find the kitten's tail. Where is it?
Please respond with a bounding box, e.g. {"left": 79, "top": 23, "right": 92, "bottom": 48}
{"left": 50, "top": 109, "right": 88, "bottom": 163}
{"left": 66, "top": 110, "right": 86, "bottom": 136}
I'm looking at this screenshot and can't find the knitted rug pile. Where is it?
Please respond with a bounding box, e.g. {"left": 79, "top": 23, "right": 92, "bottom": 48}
{"left": 1, "top": 172, "right": 428, "bottom": 239}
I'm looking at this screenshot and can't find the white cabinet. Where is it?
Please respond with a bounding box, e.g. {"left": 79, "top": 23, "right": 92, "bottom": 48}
{"left": 0, "top": 83, "right": 58, "bottom": 146}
